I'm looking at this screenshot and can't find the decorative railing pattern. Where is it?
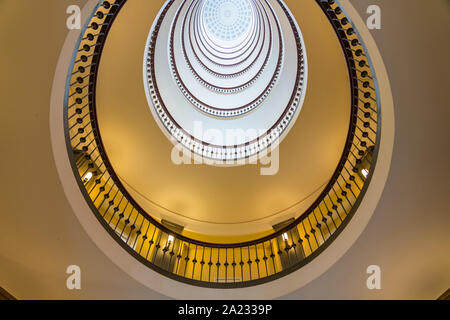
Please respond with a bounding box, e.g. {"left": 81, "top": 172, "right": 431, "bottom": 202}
{"left": 64, "top": 0, "right": 380, "bottom": 288}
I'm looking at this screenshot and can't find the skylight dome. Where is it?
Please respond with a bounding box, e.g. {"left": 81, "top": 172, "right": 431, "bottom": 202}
{"left": 144, "top": 0, "right": 308, "bottom": 163}
{"left": 202, "top": 0, "right": 255, "bottom": 47}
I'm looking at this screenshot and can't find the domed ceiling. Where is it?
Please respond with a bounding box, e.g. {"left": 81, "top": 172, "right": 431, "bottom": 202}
{"left": 96, "top": 0, "right": 350, "bottom": 239}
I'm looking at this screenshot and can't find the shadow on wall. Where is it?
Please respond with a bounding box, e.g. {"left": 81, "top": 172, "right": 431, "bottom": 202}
{"left": 0, "top": 287, "right": 16, "bottom": 300}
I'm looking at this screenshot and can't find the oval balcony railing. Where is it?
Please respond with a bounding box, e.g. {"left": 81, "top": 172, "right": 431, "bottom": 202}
{"left": 64, "top": 0, "right": 381, "bottom": 288}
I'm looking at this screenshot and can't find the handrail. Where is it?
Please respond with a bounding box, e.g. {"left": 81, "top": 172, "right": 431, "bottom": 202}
{"left": 64, "top": 0, "right": 381, "bottom": 288}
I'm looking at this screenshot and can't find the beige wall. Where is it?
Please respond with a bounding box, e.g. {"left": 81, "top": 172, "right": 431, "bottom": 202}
{"left": 0, "top": 0, "right": 449, "bottom": 299}
{"left": 285, "top": 0, "right": 450, "bottom": 299}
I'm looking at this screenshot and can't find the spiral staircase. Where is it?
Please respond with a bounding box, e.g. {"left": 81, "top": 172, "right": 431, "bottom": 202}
{"left": 63, "top": 0, "right": 380, "bottom": 289}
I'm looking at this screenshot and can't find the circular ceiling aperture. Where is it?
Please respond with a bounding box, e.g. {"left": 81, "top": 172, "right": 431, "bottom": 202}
{"left": 202, "top": 0, "right": 254, "bottom": 43}
{"left": 144, "top": 0, "right": 308, "bottom": 163}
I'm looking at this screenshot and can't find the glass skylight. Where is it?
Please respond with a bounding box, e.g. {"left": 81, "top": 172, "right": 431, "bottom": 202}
{"left": 202, "top": 0, "right": 254, "bottom": 45}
